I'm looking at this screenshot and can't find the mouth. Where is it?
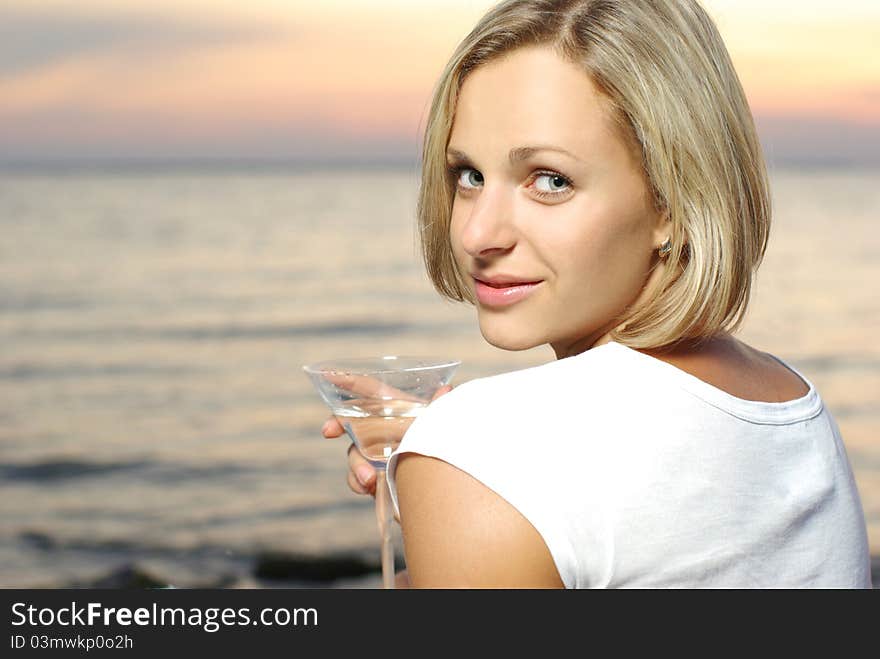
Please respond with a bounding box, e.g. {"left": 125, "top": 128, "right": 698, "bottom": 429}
{"left": 472, "top": 277, "right": 543, "bottom": 307}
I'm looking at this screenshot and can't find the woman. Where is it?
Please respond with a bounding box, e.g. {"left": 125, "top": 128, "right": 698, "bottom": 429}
{"left": 323, "top": 0, "right": 871, "bottom": 587}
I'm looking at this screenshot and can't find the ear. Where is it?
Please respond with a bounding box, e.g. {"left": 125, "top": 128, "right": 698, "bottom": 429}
{"left": 650, "top": 207, "right": 671, "bottom": 248}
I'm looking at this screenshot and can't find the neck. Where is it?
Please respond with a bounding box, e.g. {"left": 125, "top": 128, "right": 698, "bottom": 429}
{"left": 550, "top": 324, "right": 620, "bottom": 360}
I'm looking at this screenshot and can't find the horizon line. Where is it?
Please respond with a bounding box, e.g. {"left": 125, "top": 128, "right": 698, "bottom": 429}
{"left": 1, "top": 154, "right": 879, "bottom": 173}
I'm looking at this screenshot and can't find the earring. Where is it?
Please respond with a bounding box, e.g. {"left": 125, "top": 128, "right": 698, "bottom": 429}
{"left": 658, "top": 237, "right": 672, "bottom": 257}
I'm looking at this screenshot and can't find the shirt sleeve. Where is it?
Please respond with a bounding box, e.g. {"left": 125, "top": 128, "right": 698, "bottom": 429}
{"left": 385, "top": 380, "right": 580, "bottom": 588}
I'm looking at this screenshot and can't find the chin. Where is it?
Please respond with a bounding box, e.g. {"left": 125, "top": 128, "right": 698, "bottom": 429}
{"left": 477, "top": 316, "right": 546, "bottom": 352}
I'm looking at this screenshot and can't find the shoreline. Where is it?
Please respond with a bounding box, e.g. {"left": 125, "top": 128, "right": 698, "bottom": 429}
{"left": 13, "top": 552, "right": 878, "bottom": 589}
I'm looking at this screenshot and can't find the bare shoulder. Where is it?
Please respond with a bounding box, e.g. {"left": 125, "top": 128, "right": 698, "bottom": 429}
{"left": 639, "top": 333, "right": 810, "bottom": 403}
{"left": 748, "top": 344, "right": 811, "bottom": 402}
{"left": 395, "top": 453, "right": 564, "bottom": 588}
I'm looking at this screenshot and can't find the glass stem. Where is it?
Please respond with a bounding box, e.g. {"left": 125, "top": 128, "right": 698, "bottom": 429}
{"left": 375, "top": 466, "right": 395, "bottom": 589}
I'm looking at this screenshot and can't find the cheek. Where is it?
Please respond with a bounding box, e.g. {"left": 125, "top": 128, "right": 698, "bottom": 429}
{"left": 540, "top": 220, "right": 605, "bottom": 278}
{"left": 545, "top": 214, "right": 650, "bottom": 296}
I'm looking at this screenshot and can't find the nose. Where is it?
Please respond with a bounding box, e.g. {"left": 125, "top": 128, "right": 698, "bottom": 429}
{"left": 457, "top": 183, "right": 517, "bottom": 258}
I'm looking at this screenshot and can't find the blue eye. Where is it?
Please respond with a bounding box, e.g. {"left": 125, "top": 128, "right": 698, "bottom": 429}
{"left": 456, "top": 168, "right": 484, "bottom": 189}
{"left": 534, "top": 173, "right": 570, "bottom": 193}
{"left": 448, "top": 165, "right": 572, "bottom": 200}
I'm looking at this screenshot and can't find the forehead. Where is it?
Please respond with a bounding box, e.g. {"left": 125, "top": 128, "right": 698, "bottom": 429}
{"left": 450, "top": 45, "right": 619, "bottom": 156}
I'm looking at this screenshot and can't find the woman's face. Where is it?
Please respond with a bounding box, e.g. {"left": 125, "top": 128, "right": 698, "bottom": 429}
{"left": 447, "top": 45, "right": 669, "bottom": 359}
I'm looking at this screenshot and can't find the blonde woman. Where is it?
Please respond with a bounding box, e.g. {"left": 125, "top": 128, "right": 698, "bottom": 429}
{"left": 323, "top": 0, "right": 871, "bottom": 588}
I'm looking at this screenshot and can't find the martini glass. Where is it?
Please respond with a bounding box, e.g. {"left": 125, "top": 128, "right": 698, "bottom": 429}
{"left": 303, "top": 355, "right": 460, "bottom": 588}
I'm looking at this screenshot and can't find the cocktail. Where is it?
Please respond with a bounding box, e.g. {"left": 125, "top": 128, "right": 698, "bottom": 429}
{"left": 303, "top": 355, "right": 460, "bottom": 588}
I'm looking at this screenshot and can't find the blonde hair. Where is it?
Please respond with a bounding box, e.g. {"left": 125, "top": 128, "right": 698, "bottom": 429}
{"left": 417, "top": 0, "right": 771, "bottom": 352}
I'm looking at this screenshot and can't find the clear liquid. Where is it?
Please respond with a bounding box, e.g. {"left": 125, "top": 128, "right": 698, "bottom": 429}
{"left": 334, "top": 398, "right": 425, "bottom": 464}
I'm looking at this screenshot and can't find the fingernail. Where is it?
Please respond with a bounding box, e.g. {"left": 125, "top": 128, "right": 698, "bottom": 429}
{"left": 356, "top": 465, "right": 373, "bottom": 487}
{"left": 321, "top": 420, "right": 331, "bottom": 434}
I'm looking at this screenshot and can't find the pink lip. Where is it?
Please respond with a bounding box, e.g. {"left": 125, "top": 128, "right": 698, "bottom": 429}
{"left": 473, "top": 278, "right": 543, "bottom": 307}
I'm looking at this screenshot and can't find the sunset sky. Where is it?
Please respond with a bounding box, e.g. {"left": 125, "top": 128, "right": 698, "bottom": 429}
{"left": 1, "top": 0, "right": 878, "bottom": 165}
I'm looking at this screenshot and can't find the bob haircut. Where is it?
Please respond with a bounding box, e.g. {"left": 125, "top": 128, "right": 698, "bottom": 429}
{"left": 417, "top": 0, "right": 771, "bottom": 352}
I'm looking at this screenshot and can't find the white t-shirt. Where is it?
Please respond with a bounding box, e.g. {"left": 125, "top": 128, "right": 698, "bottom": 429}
{"left": 387, "top": 341, "right": 872, "bottom": 588}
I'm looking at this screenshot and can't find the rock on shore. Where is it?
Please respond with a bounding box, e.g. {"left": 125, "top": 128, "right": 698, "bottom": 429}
{"left": 52, "top": 553, "right": 880, "bottom": 588}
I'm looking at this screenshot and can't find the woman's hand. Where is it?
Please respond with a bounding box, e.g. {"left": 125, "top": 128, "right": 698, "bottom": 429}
{"left": 321, "top": 384, "right": 453, "bottom": 497}
{"left": 321, "top": 417, "right": 378, "bottom": 495}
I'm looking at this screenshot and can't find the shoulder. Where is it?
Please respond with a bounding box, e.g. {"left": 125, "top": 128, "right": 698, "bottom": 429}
{"left": 395, "top": 452, "right": 565, "bottom": 588}
{"left": 397, "top": 342, "right": 647, "bottom": 471}
{"left": 639, "top": 335, "right": 813, "bottom": 403}
{"left": 424, "top": 342, "right": 631, "bottom": 417}
{"left": 394, "top": 373, "right": 567, "bottom": 587}
{"left": 391, "top": 346, "right": 630, "bottom": 588}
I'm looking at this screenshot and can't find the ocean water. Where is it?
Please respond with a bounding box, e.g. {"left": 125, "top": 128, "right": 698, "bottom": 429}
{"left": 1, "top": 164, "right": 877, "bottom": 588}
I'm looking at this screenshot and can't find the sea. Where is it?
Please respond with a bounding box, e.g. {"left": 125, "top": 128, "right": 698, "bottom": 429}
{"left": 1, "top": 163, "right": 877, "bottom": 588}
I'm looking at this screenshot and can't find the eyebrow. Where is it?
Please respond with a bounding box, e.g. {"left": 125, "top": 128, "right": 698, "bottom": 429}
{"left": 446, "top": 145, "right": 582, "bottom": 165}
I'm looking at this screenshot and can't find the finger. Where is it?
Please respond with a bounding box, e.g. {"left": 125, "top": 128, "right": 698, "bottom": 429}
{"left": 430, "top": 384, "right": 453, "bottom": 402}
{"left": 348, "top": 445, "right": 377, "bottom": 495}
{"left": 321, "top": 417, "right": 345, "bottom": 438}
{"left": 347, "top": 465, "right": 376, "bottom": 496}
{"left": 345, "top": 443, "right": 370, "bottom": 494}
{"left": 347, "top": 468, "right": 370, "bottom": 495}
{"left": 393, "top": 569, "right": 409, "bottom": 588}
{"left": 322, "top": 371, "right": 418, "bottom": 402}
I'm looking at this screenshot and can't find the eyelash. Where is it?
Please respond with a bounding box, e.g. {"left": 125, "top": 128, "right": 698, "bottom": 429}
{"left": 445, "top": 165, "right": 573, "bottom": 201}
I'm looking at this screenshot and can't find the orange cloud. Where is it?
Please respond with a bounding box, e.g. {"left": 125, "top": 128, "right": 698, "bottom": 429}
{"left": 1, "top": 0, "right": 877, "bottom": 161}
